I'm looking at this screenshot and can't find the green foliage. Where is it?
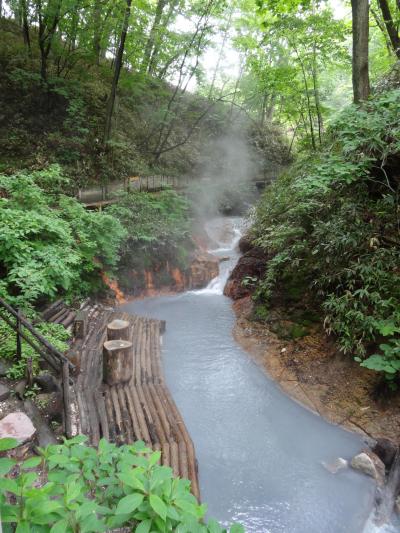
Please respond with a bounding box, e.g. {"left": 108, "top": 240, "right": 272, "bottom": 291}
{"left": 252, "top": 89, "right": 400, "bottom": 379}
{"left": 356, "top": 321, "right": 400, "bottom": 387}
{"left": 0, "top": 167, "right": 126, "bottom": 311}
{"left": 0, "top": 318, "right": 70, "bottom": 380}
{"left": 106, "top": 189, "right": 192, "bottom": 274}
{"left": 0, "top": 436, "right": 243, "bottom": 533}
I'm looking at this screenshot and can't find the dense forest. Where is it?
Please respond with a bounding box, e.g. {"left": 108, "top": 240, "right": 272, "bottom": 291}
{"left": 1, "top": 0, "right": 400, "bottom": 529}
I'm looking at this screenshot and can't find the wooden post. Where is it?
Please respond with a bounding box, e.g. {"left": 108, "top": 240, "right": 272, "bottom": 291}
{"left": 103, "top": 340, "right": 133, "bottom": 385}
{"left": 74, "top": 311, "right": 87, "bottom": 339}
{"left": 62, "top": 361, "right": 73, "bottom": 438}
{"left": 107, "top": 319, "right": 130, "bottom": 341}
{"left": 16, "top": 309, "right": 22, "bottom": 359}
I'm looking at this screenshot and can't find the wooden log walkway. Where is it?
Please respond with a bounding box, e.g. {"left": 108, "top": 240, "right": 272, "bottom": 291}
{"left": 70, "top": 310, "right": 200, "bottom": 500}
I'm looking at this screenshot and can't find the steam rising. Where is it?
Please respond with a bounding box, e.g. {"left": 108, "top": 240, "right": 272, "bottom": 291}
{"left": 189, "top": 120, "right": 261, "bottom": 219}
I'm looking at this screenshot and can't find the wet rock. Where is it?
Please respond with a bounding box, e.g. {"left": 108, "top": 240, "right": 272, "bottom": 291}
{"left": 373, "top": 438, "right": 398, "bottom": 470}
{"left": 34, "top": 373, "right": 60, "bottom": 393}
{"left": 238, "top": 234, "right": 254, "bottom": 254}
{"left": 0, "top": 360, "right": 11, "bottom": 377}
{"left": 0, "top": 383, "right": 11, "bottom": 401}
{"left": 188, "top": 251, "right": 219, "bottom": 289}
{"left": 224, "top": 247, "right": 268, "bottom": 300}
{"left": 322, "top": 457, "right": 348, "bottom": 474}
{"left": 0, "top": 412, "right": 36, "bottom": 443}
{"left": 395, "top": 495, "right": 400, "bottom": 514}
{"left": 351, "top": 451, "right": 385, "bottom": 484}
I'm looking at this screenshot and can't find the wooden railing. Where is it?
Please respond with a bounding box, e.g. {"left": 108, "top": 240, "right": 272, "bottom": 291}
{"left": 0, "top": 297, "right": 74, "bottom": 436}
{"left": 77, "top": 175, "right": 190, "bottom": 207}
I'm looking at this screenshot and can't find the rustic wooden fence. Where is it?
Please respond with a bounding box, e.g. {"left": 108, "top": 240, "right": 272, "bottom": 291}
{"left": 77, "top": 175, "right": 190, "bottom": 207}
{"left": 0, "top": 297, "right": 75, "bottom": 436}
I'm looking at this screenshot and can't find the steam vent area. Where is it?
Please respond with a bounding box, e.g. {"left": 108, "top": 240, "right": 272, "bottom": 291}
{"left": 68, "top": 306, "right": 200, "bottom": 500}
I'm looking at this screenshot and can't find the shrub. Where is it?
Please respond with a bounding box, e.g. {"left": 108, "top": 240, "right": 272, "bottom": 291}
{"left": 0, "top": 167, "right": 126, "bottom": 311}
{"left": 252, "top": 89, "right": 400, "bottom": 380}
{"left": 0, "top": 436, "right": 243, "bottom": 533}
{"left": 0, "top": 319, "right": 70, "bottom": 379}
{"left": 106, "top": 189, "right": 192, "bottom": 274}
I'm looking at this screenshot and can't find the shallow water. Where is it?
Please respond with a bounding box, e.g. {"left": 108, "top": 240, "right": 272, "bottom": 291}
{"left": 121, "top": 217, "right": 379, "bottom": 532}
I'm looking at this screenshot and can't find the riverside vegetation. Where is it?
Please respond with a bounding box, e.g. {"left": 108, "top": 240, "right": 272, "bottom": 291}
{"left": 1, "top": 0, "right": 400, "bottom": 528}
{"left": 249, "top": 86, "right": 400, "bottom": 389}
{"left": 0, "top": 436, "right": 243, "bottom": 533}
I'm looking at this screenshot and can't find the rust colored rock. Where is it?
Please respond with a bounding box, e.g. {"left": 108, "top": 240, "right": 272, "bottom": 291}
{"left": 188, "top": 251, "right": 219, "bottom": 289}
{"left": 224, "top": 247, "right": 268, "bottom": 300}
{"left": 238, "top": 233, "right": 254, "bottom": 253}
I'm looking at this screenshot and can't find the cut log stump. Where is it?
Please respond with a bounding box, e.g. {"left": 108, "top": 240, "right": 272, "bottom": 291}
{"left": 103, "top": 340, "right": 133, "bottom": 385}
{"left": 107, "top": 319, "right": 130, "bottom": 341}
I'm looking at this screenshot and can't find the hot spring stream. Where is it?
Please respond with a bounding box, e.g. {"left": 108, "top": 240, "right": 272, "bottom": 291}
{"left": 121, "top": 217, "right": 388, "bottom": 533}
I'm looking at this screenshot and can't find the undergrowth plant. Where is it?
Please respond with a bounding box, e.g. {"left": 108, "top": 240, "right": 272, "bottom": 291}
{"left": 0, "top": 436, "right": 244, "bottom": 533}
{"left": 252, "top": 89, "right": 400, "bottom": 384}
{"left": 0, "top": 166, "right": 126, "bottom": 312}
{"left": 106, "top": 189, "right": 192, "bottom": 276}
{"left": 0, "top": 319, "right": 70, "bottom": 380}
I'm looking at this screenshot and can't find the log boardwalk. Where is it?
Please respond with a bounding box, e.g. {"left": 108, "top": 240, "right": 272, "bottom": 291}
{"left": 70, "top": 309, "right": 200, "bottom": 500}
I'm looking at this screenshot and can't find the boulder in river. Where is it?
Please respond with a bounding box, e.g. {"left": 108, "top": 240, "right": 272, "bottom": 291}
{"left": 224, "top": 246, "right": 268, "bottom": 300}
{"left": 188, "top": 251, "right": 219, "bottom": 289}
{"left": 0, "top": 412, "right": 36, "bottom": 444}
{"left": 238, "top": 233, "right": 254, "bottom": 254}
{"left": 351, "top": 451, "right": 386, "bottom": 484}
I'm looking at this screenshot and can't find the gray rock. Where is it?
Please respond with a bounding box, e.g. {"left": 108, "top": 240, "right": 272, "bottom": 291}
{"left": 395, "top": 495, "right": 400, "bottom": 515}
{"left": 14, "top": 379, "right": 27, "bottom": 399}
{"left": 0, "top": 360, "right": 11, "bottom": 377}
{"left": 0, "top": 383, "right": 10, "bottom": 401}
{"left": 351, "top": 452, "right": 385, "bottom": 484}
{"left": 34, "top": 373, "right": 60, "bottom": 393}
{"left": 0, "top": 412, "right": 36, "bottom": 443}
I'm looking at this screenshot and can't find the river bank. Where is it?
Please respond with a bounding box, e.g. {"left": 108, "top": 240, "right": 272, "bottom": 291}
{"left": 126, "top": 216, "right": 376, "bottom": 532}
{"left": 231, "top": 294, "right": 400, "bottom": 443}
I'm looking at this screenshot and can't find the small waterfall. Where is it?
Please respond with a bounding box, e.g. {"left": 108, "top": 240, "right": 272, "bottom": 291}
{"left": 191, "top": 218, "right": 243, "bottom": 296}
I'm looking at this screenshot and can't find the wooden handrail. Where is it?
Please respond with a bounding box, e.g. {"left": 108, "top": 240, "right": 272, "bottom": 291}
{"left": 0, "top": 297, "right": 75, "bottom": 371}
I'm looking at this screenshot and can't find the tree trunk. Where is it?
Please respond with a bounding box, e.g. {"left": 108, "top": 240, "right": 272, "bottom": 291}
{"left": 149, "top": 0, "right": 179, "bottom": 76}
{"left": 103, "top": 339, "right": 133, "bottom": 385}
{"left": 103, "top": 0, "right": 132, "bottom": 145}
{"left": 208, "top": 6, "right": 233, "bottom": 99}
{"left": 351, "top": 0, "right": 370, "bottom": 103}
{"left": 20, "top": 0, "right": 31, "bottom": 51}
{"left": 141, "top": 0, "right": 167, "bottom": 75}
{"left": 377, "top": 0, "right": 400, "bottom": 59}
{"left": 93, "top": 0, "right": 102, "bottom": 64}
{"left": 312, "top": 44, "right": 323, "bottom": 144}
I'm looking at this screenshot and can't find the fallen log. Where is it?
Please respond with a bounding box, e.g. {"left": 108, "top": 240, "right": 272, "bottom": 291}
{"left": 41, "top": 300, "right": 63, "bottom": 321}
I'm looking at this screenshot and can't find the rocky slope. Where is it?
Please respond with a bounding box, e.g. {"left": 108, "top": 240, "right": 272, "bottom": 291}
{"left": 225, "top": 236, "right": 400, "bottom": 443}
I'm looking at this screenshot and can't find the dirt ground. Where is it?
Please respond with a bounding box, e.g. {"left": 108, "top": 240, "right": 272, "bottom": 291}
{"left": 232, "top": 296, "right": 400, "bottom": 443}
